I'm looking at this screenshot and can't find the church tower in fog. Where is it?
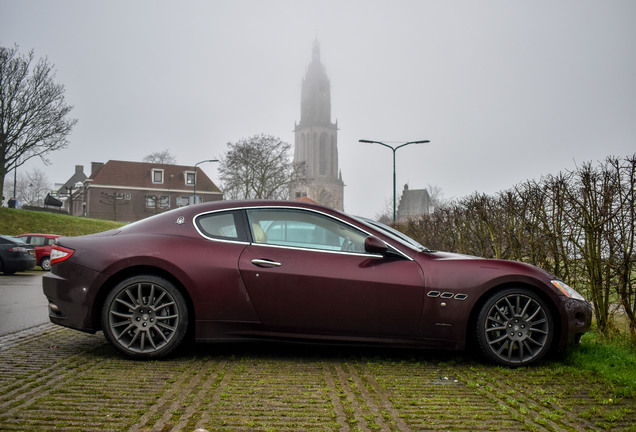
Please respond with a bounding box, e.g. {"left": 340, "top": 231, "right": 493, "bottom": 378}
{"left": 291, "top": 39, "right": 344, "bottom": 211}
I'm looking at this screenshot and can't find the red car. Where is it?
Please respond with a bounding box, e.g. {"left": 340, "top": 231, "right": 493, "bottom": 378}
{"left": 43, "top": 200, "right": 592, "bottom": 366}
{"left": 17, "top": 234, "right": 61, "bottom": 271}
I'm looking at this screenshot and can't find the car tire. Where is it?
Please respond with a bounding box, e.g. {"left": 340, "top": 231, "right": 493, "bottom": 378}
{"left": 0, "top": 260, "right": 15, "bottom": 275}
{"left": 476, "top": 287, "right": 553, "bottom": 367}
{"left": 40, "top": 257, "right": 51, "bottom": 271}
{"left": 101, "top": 275, "right": 189, "bottom": 359}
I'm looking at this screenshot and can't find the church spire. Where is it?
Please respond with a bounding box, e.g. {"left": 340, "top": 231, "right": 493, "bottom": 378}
{"left": 292, "top": 41, "right": 344, "bottom": 211}
{"left": 312, "top": 38, "right": 320, "bottom": 63}
{"left": 300, "top": 39, "right": 330, "bottom": 126}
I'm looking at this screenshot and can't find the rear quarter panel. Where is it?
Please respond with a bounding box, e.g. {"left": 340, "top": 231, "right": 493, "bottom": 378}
{"left": 58, "top": 232, "right": 259, "bottom": 330}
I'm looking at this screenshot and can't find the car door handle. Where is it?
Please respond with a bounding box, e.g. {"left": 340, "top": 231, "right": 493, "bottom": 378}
{"left": 251, "top": 259, "right": 282, "bottom": 268}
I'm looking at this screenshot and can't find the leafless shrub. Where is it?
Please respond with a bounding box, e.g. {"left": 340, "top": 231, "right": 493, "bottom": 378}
{"left": 398, "top": 155, "right": 636, "bottom": 338}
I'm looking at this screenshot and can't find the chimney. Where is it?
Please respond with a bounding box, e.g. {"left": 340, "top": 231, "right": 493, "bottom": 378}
{"left": 91, "top": 162, "right": 105, "bottom": 178}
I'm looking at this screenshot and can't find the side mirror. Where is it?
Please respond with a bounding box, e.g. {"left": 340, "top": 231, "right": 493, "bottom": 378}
{"left": 364, "top": 236, "right": 388, "bottom": 255}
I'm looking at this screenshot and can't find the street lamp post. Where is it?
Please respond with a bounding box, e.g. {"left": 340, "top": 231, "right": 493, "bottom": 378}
{"left": 359, "top": 139, "right": 430, "bottom": 223}
{"left": 193, "top": 159, "right": 218, "bottom": 204}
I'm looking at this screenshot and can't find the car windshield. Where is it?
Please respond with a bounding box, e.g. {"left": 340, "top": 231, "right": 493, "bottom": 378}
{"left": 353, "top": 216, "right": 430, "bottom": 252}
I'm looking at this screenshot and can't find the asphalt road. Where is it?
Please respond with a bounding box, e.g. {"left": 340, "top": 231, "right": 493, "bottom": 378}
{"left": 0, "top": 271, "right": 49, "bottom": 336}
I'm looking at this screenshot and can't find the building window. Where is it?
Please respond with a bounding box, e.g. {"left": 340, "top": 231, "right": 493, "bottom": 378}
{"left": 177, "top": 196, "right": 189, "bottom": 207}
{"left": 300, "top": 133, "right": 306, "bottom": 161}
{"left": 185, "top": 171, "right": 195, "bottom": 186}
{"left": 152, "top": 169, "right": 164, "bottom": 184}
{"left": 319, "top": 133, "right": 327, "bottom": 176}
{"left": 147, "top": 195, "right": 170, "bottom": 208}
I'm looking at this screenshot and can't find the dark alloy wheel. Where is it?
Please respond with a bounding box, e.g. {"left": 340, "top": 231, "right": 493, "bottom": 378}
{"left": 477, "top": 288, "right": 553, "bottom": 367}
{"left": 101, "top": 275, "right": 188, "bottom": 359}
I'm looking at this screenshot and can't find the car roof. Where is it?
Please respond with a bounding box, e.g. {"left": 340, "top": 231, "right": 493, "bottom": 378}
{"left": 0, "top": 234, "right": 24, "bottom": 243}
{"left": 197, "top": 199, "right": 337, "bottom": 210}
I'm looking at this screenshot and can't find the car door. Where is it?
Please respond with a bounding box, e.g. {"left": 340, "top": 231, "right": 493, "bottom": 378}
{"left": 238, "top": 208, "right": 425, "bottom": 338}
{"left": 27, "top": 235, "right": 46, "bottom": 262}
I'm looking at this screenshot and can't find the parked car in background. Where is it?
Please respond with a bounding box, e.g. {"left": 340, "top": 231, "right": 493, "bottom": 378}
{"left": 16, "top": 234, "right": 61, "bottom": 271}
{"left": 43, "top": 200, "right": 592, "bottom": 366}
{"left": 0, "top": 235, "right": 36, "bottom": 275}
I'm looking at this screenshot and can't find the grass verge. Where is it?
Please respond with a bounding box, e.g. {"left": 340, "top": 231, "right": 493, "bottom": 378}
{"left": 565, "top": 330, "right": 636, "bottom": 398}
{"left": 0, "top": 207, "right": 125, "bottom": 236}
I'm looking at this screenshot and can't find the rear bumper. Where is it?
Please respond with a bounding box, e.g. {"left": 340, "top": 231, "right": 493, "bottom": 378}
{"left": 42, "top": 263, "right": 107, "bottom": 333}
{"left": 3, "top": 255, "right": 36, "bottom": 273}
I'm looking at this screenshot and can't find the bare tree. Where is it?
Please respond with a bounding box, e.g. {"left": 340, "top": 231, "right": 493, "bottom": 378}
{"left": 219, "top": 134, "right": 306, "bottom": 200}
{"left": 143, "top": 149, "right": 176, "bottom": 164}
{"left": 610, "top": 155, "right": 636, "bottom": 339}
{"left": 19, "top": 168, "right": 50, "bottom": 206}
{"left": 426, "top": 184, "right": 446, "bottom": 211}
{"left": 1, "top": 168, "right": 49, "bottom": 206}
{"left": 0, "top": 45, "right": 77, "bottom": 196}
{"left": 374, "top": 197, "right": 394, "bottom": 224}
{"left": 99, "top": 191, "right": 129, "bottom": 221}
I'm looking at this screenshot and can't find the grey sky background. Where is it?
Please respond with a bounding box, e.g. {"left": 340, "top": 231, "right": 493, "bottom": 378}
{"left": 2, "top": 0, "right": 635, "bottom": 217}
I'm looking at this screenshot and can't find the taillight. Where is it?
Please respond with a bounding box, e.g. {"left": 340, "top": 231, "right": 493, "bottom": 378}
{"left": 50, "top": 246, "right": 75, "bottom": 266}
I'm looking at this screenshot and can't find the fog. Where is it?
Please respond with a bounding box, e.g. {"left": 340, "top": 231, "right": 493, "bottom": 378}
{"left": 2, "top": 0, "right": 635, "bottom": 217}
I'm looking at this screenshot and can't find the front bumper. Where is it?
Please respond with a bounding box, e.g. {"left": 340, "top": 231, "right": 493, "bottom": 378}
{"left": 559, "top": 297, "right": 593, "bottom": 351}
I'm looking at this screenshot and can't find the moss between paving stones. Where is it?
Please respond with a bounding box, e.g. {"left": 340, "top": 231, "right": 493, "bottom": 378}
{"left": 0, "top": 326, "right": 634, "bottom": 431}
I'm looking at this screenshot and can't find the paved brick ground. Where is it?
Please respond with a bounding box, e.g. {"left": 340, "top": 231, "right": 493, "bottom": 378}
{"left": 0, "top": 323, "right": 633, "bottom": 431}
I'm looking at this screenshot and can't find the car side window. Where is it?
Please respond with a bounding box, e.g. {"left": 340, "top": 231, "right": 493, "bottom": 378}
{"left": 30, "top": 236, "right": 46, "bottom": 246}
{"left": 195, "top": 211, "right": 245, "bottom": 241}
{"left": 246, "top": 208, "right": 368, "bottom": 253}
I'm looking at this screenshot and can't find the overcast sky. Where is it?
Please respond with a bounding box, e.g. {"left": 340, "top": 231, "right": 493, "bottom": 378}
{"left": 2, "top": 0, "right": 635, "bottom": 217}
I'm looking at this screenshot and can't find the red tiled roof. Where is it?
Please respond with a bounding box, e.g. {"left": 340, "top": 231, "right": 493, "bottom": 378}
{"left": 89, "top": 160, "right": 221, "bottom": 193}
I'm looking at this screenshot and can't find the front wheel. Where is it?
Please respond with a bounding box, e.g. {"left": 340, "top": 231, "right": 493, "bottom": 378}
{"left": 101, "top": 275, "right": 188, "bottom": 359}
{"left": 476, "top": 288, "right": 553, "bottom": 367}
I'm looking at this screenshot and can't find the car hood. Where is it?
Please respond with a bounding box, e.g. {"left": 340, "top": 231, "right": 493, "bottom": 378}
{"left": 425, "top": 251, "right": 484, "bottom": 261}
{"left": 420, "top": 250, "right": 558, "bottom": 281}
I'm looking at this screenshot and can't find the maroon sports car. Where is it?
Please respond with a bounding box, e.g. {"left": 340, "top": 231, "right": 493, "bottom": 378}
{"left": 43, "top": 200, "right": 591, "bottom": 366}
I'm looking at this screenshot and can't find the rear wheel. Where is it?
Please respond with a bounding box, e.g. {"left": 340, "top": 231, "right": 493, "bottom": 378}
{"left": 40, "top": 256, "right": 51, "bottom": 271}
{"left": 101, "top": 275, "right": 188, "bottom": 359}
{"left": 0, "top": 260, "right": 15, "bottom": 275}
{"left": 476, "top": 288, "right": 553, "bottom": 367}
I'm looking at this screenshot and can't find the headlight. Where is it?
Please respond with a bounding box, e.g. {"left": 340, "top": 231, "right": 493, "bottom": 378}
{"left": 551, "top": 280, "right": 586, "bottom": 301}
